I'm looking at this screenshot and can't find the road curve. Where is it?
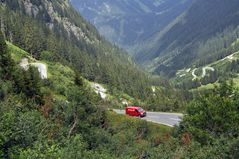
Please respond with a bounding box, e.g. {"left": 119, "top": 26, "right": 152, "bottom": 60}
{"left": 113, "top": 109, "right": 183, "bottom": 127}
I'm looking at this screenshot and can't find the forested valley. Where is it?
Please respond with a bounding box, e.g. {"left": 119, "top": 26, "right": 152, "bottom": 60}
{"left": 0, "top": 0, "right": 239, "bottom": 158}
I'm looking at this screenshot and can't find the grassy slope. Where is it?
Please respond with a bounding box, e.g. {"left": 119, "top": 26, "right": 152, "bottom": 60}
{"left": 7, "top": 41, "right": 30, "bottom": 61}
{"left": 8, "top": 41, "right": 132, "bottom": 103}
{"left": 4, "top": 42, "right": 176, "bottom": 158}
{"left": 8, "top": 41, "right": 76, "bottom": 100}
{"left": 174, "top": 50, "right": 239, "bottom": 89}
{"left": 107, "top": 111, "right": 171, "bottom": 137}
{"left": 106, "top": 111, "right": 172, "bottom": 154}
{"left": 8, "top": 41, "right": 173, "bottom": 134}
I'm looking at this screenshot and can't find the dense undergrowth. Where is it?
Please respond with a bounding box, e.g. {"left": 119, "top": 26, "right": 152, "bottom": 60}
{"left": 1, "top": 30, "right": 239, "bottom": 158}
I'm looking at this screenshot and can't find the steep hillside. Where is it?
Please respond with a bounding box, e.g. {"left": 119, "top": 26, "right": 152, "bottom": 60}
{"left": 1, "top": 2, "right": 239, "bottom": 157}
{"left": 0, "top": 32, "right": 175, "bottom": 158}
{"left": 135, "top": 0, "right": 239, "bottom": 78}
{"left": 71, "top": 0, "right": 193, "bottom": 54}
{"left": 1, "top": 39, "right": 239, "bottom": 158}
{"left": 0, "top": 0, "right": 152, "bottom": 99}
{"left": 173, "top": 50, "right": 239, "bottom": 89}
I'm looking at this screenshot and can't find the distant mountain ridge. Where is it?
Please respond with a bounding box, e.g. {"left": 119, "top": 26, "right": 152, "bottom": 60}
{"left": 134, "top": 0, "right": 239, "bottom": 75}
{"left": 70, "top": 0, "right": 194, "bottom": 54}
{"left": 0, "top": 0, "right": 152, "bottom": 98}
{"left": 72, "top": 0, "right": 239, "bottom": 80}
{"left": 71, "top": 0, "right": 239, "bottom": 88}
{"left": 137, "top": 0, "right": 239, "bottom": 89}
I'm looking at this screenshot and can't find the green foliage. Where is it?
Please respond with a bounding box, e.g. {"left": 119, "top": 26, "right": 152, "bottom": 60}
{"left": 135, "top": 0, "right": 239, "bottom": 83}
{"left": 40, "top": 51, "right": 58, "bottom": 62}
{"left": 0, "top": 31, "right": 14, "bottom": 80}
{"left": 104, "top": 112, "right": 172, "bottom": 158}
{"left": 1, "top": 46, "right": 238, "bottom": 158}
{"left": 11, "top": 66, "right": 44, "bottom": 105}
{"left": 0, "top": 1, "right": 152, "bottom": 100}
{"left": 179, "top": 81, "right": 239, "bottom": 144}
{"left": 0, "top": 81, "right": 13, "bottom": 99}
{"left": 145, "top": 86, "right": 188, "bottom": 112}
{"left": 74, "top": 70, "right": 84, "bottom": 86}
{"left": 23, "top": 67, "right": 43, "bottom": 104}
{"left": 0, "top": 96, "right": 49, "bottom": 158}
{"left": 19, "top": 141, "right": 61, "bottom": 159}
{"left": 2, "top": 1, "right": 239, "bottom": 158}
{"left": 7, "top": 41, "right": 29, "bottom": 62}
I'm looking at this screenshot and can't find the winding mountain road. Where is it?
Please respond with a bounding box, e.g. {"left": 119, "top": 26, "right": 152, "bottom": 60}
{"left": 192, "top": 67, "right": 214, "bottom": 80}
{"left": 113, "top": 109, "right": 183, "bottom": 127}
{"left": 202, "top": 66, "right": 214, "bottom": 78}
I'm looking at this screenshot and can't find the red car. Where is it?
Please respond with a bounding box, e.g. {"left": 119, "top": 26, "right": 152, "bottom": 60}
{"left": 125, "top": 106, "right": 146, "bottom": 118}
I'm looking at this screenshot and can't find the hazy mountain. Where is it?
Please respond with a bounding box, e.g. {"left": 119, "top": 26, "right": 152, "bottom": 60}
{"left": 1, "top": 0, "right": 152, "bottom": 98}
{"left": 134, "top": 0, "right": 239, "bottom": 76}
{"left": 1, "top": 1, "right": 239, "bottom": 158}
{"left": 71, "top": 0, "right": 239, "bottom": 80}
{"left": 70, "top": 0, "right": 194, "bottom": 54}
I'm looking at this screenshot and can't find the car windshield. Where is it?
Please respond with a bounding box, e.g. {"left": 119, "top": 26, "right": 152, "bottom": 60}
{"left": 137, "top": 108, "right": 144, "bottom": 112}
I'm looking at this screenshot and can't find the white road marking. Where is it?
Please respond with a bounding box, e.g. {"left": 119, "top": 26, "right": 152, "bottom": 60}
{"left": 170, "top": 118, "right": 181, "bottom": 121}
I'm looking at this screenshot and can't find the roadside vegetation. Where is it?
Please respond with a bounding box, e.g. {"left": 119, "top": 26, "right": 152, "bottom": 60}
{"left": 1, "top": 30, "right": 239, "bottom": 158}
{"left": 1, "top": 0, "right": 239, "bottom": 158}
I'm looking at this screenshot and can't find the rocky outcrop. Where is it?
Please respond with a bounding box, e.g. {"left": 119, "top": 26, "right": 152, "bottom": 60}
{"left": 20, "top": 58, "right": 48, "bottom": 79}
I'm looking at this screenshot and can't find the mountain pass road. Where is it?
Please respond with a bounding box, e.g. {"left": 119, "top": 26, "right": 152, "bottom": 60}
{"left": 113, "top": 109, "right": 183, "bottom": 127}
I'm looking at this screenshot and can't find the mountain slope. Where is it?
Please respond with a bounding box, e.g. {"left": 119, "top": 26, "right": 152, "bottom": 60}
{"left": 0, "top": 31, "right": 176, "bottom": 158}
{"left": 1, "top": 39, "right": 238, "bottom": 158}
{"left": 135, "top": 0, "right": 239, "bottom": 76}
{"left": 71, "top": 0, "right": 194, "bottom": 54}
{"left": 0, "top": 0, "right": 152, "bottom": 99}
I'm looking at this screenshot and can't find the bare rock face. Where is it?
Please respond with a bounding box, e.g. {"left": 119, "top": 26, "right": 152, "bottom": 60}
{"left": 90, "top": 82, "right": 107, "bottom": 99}
{"left": 20, "top": 0, "right": 97, "bottom": 44}
{"left": 70, "top": 0, "right": 193, "bottom": 54}
{"left": 20, "top": 58, "right": 48, "bottom": 79}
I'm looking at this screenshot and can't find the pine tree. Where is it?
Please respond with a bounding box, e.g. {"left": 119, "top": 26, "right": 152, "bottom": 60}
{"left": 23, "top": 66, "right": 43, "bottom": 104}
{"left": 0, "top": 31, "right": 14, "bottom": 80}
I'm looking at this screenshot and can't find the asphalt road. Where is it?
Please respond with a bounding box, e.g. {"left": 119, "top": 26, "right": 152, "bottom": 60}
{"left": 113, "top": 109, "right": 183, "bottom": 127}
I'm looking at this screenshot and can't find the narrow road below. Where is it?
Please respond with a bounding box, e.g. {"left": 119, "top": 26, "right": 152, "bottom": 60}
{"left": 192, "top": 68, "right": 197, "bottom": 80}
{"left": 202, "top": 66, "right": 214, "bottom": 78}
{"left": 113, "top": 109, "right": 183, "bottom": 127}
